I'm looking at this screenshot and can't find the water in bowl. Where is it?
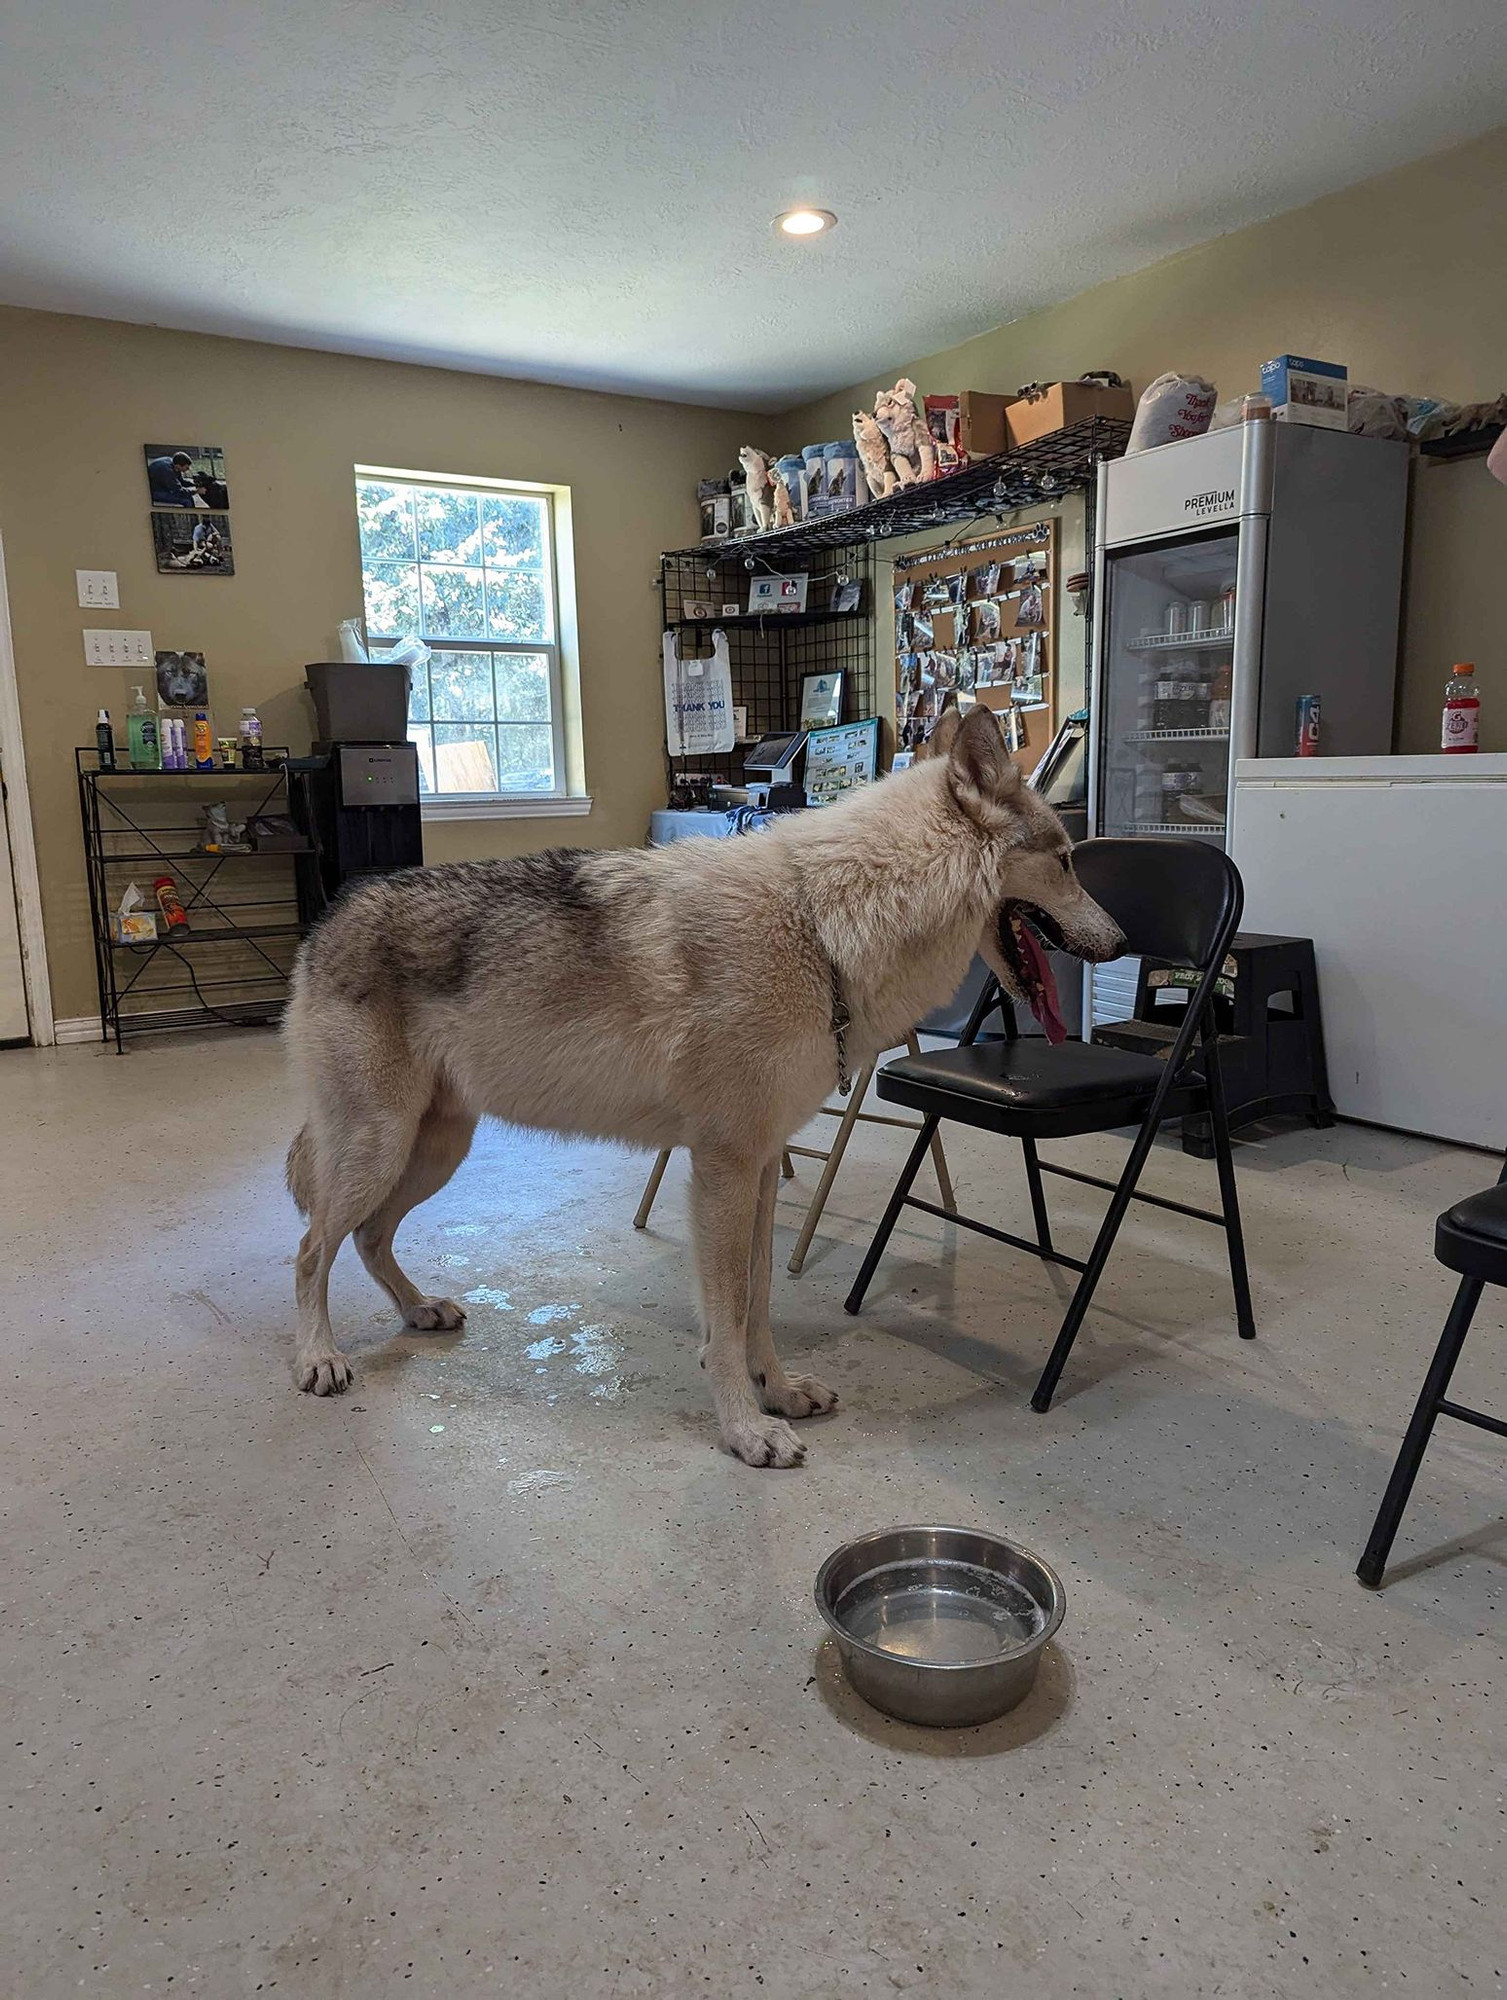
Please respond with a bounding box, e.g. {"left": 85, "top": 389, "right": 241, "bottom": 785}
{"left": 838, "top": 1557, "right": 1046, "bottom": 1666}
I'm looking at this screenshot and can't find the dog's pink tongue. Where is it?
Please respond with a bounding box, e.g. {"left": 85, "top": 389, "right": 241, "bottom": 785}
{"left": 1019, "top": 924, "right": 1067, "bottom": 1045}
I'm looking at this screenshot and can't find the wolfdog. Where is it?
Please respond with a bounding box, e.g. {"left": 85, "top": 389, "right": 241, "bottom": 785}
{"left": 283, "top": 705, "right": 1125, "bottom": 1466}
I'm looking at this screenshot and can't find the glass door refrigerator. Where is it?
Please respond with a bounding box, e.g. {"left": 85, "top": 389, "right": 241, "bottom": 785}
{"left": 1085, "top": 414, "right": 1408, "bottom": 1027}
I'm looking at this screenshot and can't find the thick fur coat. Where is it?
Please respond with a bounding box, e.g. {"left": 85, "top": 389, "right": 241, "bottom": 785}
{"left": 283, "top": 708, "right": 1123, "bottom": 1466}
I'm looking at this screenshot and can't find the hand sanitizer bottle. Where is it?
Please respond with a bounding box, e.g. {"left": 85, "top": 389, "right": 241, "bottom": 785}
{"left": 127, "top": 686, "right": 161, "bottom": 771}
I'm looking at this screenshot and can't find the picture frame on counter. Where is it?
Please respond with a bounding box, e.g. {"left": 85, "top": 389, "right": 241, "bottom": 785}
{"left": 804, "top": 717, "right": 880, "bottom": 806}
{"left": 799, "top": 670, "right": 844, "bottom": 729}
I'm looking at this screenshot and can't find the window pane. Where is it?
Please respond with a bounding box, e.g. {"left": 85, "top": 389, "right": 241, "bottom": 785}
{"left": 481, "top": 494, "right": 546, "bottom": 568}
{"left": 487, "top": 569, "right": 550, "bottom": 642}
{"left": 421, "top": 565, "right": 486, "bottom": 639}
{"left": 494, "top": 651, "right": 551, "bottom": 721}
{"left": 433, "top": 724, "right": 498, "bottom": 795}
{"left": 497, "top": 723, "right": 554, "bottom": 793}
{"left": 408, "top": 723, "right": 436, "bottom": 795}
{"left": 357, "top": 482, "right": 416, "bottom": 562}
{"left": 430, "top": 650, "right": 494, "bottom": 721}
{"left": 364, "top": 560, "right": 420, "bottom": 639}
{"left": 407, "top": 660, "right": 432, "bottom": 722}
{"left": 415, "top": 488, "right": 483, "bottom": 565}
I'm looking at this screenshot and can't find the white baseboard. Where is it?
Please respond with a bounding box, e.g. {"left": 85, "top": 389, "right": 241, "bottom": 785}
{"left": 51, "top": 1015, "right": 105, "bottom": 1046}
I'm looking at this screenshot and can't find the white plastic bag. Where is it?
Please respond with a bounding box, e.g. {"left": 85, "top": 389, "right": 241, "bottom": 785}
{"left": 663, "top": 627, "right": 735, "bottom": 758}
{"left": 1128, "top": 373, "right": 1218, "bottom": 453}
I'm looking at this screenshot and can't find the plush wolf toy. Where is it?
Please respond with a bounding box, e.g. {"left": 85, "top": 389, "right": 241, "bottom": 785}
{"left": 738, "top": 445, "right": 775, "bottom": 531}
{"left": 874, "top": 378, "right": 936, "bottom": 485}
{"left": 852, "top": 409, "right": 897, "bottom": 499}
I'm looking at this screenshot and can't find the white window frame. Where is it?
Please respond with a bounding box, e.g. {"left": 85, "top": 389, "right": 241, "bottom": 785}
{"left": 355, "top": 465, "right": 589, "bottom": 821}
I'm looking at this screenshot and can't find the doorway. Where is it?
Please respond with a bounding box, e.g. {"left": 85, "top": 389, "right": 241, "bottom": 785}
{"left": 0, "top": 531, "right": 49, "bottom": 1045}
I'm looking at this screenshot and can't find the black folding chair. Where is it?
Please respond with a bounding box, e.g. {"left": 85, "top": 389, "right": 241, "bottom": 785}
{"left": 844, "top": 837, "right": 1255, "bottom": 1411}
{"left": 1357, "top": 1156, "right": 1507, "bottom": 1588}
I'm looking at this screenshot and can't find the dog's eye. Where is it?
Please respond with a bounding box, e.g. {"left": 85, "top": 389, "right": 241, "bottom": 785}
{"left": 1058, "top": 853, "right": 1071, "bottom": 873}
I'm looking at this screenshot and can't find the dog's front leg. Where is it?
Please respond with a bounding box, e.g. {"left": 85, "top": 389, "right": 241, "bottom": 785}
{"left": 746, "top": 1158, "right": 838, "bottom": 1423}
{"left": 690, "top": 1148, "right": 803, "bottom": 1468}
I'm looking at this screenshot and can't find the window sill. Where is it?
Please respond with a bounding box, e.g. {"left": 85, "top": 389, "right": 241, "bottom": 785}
{"left": 420, "top": 793, "right": 592, "bottom": 823}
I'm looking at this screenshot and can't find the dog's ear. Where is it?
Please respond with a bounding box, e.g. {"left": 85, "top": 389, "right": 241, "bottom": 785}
{"left": 920, "top": 706, "right": 962, "bottom": 761}
{"left": 948, "top": 704, "right": 1022, "bottom": 813}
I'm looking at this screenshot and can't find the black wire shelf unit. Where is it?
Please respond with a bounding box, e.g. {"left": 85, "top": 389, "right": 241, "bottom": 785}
{"left": 659, "top": 415, "right": 1129, "bottom": 796}
{"left": 660, "top": 546, "right": 876, "bottom": 796}
{"left": 76, "top": 748, "right": 312, "bottom": 1052}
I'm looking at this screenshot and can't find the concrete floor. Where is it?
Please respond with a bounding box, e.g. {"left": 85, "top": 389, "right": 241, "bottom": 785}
{"left": 1, "top": 1032, "right": 1502, "bottom": 2000}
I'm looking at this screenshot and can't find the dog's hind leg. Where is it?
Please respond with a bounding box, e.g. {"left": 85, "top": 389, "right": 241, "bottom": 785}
{"left": 354, "top": 1089, "right": 477, "bottom": 1331}
{"left": 690, "top": 1147, "right": 804, "bottom": 1468}
{"left": 293, "top": 1099, "right": 426, "bottom": 1395}
{"left": 745, "top": 1157, "right": 838, "bottom": 1422}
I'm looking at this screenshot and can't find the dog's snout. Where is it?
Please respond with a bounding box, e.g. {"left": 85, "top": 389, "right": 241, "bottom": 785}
{"left": 1082, "top": 925, "right": 1127, "bottom": 964}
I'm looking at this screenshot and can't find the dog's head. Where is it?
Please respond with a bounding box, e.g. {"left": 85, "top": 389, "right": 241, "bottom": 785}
{"left": 920, "top": 706, "right": 1125, "bottom": 1041}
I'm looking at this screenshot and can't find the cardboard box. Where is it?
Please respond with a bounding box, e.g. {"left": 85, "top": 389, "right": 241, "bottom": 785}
{"left": 1260, "top": 353, "right": 1348, "bottom": 429}
{"left": 956, "top": 392, "right": 1013, "bottom": 457}
{"left": 1006, "top": 381, "right": 1135, "bottom": 448}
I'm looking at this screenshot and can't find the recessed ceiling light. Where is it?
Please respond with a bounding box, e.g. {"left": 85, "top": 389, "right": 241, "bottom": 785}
{"left": 775, "top": 207, "right": 837, "bottom": 238}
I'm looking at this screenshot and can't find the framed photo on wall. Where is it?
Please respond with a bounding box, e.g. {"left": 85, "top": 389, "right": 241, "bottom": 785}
{"left": 144, "top": 443, "right": 229, "bottom": 511}
{"left": 151, "top": 511, "right": 234, "bottom": 575}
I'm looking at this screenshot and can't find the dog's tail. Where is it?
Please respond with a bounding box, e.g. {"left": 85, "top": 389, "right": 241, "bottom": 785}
{"left": 285, "top": 1123, "right": 315, "bottom": 1217}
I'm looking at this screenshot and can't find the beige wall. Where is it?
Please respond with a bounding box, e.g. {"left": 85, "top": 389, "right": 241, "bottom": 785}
{"left": 0, "top": 307, "right": 751, "bottom": 1023}
{"left": 783, "top": 124, "right": 1507, "bottom": 756}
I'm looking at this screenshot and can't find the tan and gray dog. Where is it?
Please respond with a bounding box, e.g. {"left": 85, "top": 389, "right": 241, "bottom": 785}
{"left": 283, "top": 706, "right": 1124, "bottom": 1466}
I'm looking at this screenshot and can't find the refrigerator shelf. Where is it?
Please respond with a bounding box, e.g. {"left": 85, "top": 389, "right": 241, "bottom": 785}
{"left": 1125, "top": 630, "right": 1235, "bottom": 653}
{"left": 1125, "top": 727, "right": 1231, "bottom": 743}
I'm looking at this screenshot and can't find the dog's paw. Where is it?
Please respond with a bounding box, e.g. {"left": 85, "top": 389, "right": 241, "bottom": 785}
{"left": 723, "top": 1414, "right": 805, "bottom": 1469}
{"left": 758, "top": 1370, "right": 838, "bottom": 1420}
{"left": 403, "top": 1297, "right": 467, "bottom": 1332}
{"left": 295, "top": 1351, "right": 353, "bottom": 1396}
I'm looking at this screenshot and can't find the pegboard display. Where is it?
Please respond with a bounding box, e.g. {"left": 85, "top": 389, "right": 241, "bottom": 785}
{"left": 893, "top": 520, "right": 1056, "bottom": 777}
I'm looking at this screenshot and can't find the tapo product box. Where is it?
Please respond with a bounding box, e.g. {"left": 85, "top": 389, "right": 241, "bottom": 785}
{"left": 1260, "top": 354, "right": 1348, "bottom": 429}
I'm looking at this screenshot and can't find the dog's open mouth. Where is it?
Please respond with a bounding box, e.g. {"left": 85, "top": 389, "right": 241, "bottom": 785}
{"left": 998, "top": 902, "right": 1068, "bottom": 1044}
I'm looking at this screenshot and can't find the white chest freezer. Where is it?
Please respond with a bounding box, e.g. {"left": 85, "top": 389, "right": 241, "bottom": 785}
{"left": 1229, "top": 755, "right": 1507, "bottom": 1148}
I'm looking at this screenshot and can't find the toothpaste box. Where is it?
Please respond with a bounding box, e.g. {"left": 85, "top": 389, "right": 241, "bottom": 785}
{"left": 1260, "top": 354, "right": 1348, "bottom": 429}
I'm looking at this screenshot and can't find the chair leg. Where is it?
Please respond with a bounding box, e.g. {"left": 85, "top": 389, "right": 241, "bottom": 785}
{"left": 905, "top": 1032, "right": 956, "bottom": 1214}
{"left": 787, "top": 1063, "right": 875, "bottom": 1276}
{"left": 781, "top": 1150, "right": 795, "bottom": 1180}
{"left": 1204, "top": 1041, "right": 1256, "bottom": 1340}
{"left": 1357, "top": 1277, "right": 1484, "bottom": 1588}
{"left": 1030, "top": 1117, "right": 1162, "bottom": 1412}
{"left": 633, "top": 1148, "right": 672, "bottom": 1230}
{"left": 1021, "top": 1137, "right": 1053, "bottom": 1255}
{"left": 844, "top": 1115, "right": 941, "bottom": 1315}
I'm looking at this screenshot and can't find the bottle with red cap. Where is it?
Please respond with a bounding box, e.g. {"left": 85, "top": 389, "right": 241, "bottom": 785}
{"left": 1442, "top": 663, "right": 1480, "bottom": 753}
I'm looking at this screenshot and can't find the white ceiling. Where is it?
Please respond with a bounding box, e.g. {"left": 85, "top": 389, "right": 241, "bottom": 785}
{"left": 2, "top": 1, "right": 1505, "bottom": 413}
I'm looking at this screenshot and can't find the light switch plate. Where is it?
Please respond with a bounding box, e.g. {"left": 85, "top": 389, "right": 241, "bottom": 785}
{"left": 83, "top": 628, "right": 153, "bottom": 667}
{"left": 76, "top": 569, "right": 120, "bottom": 609}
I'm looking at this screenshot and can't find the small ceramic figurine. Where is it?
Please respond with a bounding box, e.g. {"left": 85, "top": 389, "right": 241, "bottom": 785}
{"left": 738, "top": 445, "right": 775, "bottom": 531}
{"left": 770, "top": 463, "right": 797, "bottom": 527}
{"left": 852, "top": 409, "right": 897, "bottom": 499}
{"left": 874, "top": 377, "right": 936, "bottom": 485}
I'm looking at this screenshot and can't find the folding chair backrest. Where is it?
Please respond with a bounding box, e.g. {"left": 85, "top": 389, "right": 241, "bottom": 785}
{"left": 1072, "top": 837, "right": 1242, "bottom": 974}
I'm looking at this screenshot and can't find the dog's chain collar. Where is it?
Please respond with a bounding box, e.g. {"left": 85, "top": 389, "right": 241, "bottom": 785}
{"left": 829, "top": 960, "right": 853, "bottom": 1097}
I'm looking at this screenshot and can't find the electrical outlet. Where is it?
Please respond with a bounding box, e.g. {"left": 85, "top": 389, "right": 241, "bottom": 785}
{"left": 76, "top": 569, "right": 120, "bottom": 609}
{"left": 83, "top": 628, "right": 153, "bottom": 667}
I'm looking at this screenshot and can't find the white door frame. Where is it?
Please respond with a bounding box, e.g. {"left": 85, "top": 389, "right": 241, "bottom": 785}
{"left": 0, "top": 532, "right": 54, "bottom": 1045}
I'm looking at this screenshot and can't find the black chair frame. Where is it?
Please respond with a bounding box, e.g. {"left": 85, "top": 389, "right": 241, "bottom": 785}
{"left": 1357, "top": 1155, "right": 1507, "bottom": 1588}
{"left": 844, "top": 841, "right": 1255, "bottom": 1412}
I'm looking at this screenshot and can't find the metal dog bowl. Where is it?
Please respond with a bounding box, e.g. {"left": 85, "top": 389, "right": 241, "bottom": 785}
{"left": 815, "top": 1525, "right": 1065, "bottom": 1728}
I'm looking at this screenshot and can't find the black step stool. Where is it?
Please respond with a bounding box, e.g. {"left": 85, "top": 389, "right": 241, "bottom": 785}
{"left": 1095, "top": 932, "right": 1333, "bottom": 1158}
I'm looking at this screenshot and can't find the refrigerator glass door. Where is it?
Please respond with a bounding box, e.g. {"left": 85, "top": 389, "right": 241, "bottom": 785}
{"left": 1095, "top": 529, "right": 1239, "bottom": 843}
